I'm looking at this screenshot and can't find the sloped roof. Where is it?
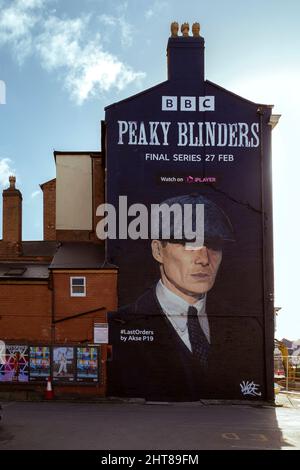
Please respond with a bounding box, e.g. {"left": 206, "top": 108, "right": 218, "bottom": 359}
{"left": 22, "top": 241, "right": 59, "bottom": 257}
{"left": 206, "top": 80, "right": 273, "bottom": 108}
{"left": 40, "top": 178, "right": 56, "bottom": 189}
{"left": 104, "top": 78, "right": 274, "bottom": 111}
{"left": 0, "top": 263, "right": 50, "bottom": 280}
{"left": 50, "top": 242, "right": 117, "bottom": 270}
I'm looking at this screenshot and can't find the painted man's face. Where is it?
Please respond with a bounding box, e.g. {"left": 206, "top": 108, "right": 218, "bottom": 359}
{"left": 152, "top": 240, "right": 222, "bottom": 302}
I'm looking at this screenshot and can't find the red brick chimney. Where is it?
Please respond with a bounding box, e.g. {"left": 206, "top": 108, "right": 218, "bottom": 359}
{"left": 2, "top": 176, "right": 22, "bottom": 242}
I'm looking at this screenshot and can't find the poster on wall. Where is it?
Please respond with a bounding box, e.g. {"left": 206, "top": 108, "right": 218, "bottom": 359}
{"left": 29, "top": 346, "right": 50, "bottom": 381}
{"left": 94, "top": 323, "right": 108, "bottom": 344}
{"left": 76, "top": 347, "right": 98, "bottom": 382}
{"left": 105, "top": 32, "right": 274, "bottom": 401}
{"left": 0, "top": 345, "right": 29, "bottom": 382}
{"left": 52, "top": 347, "right": 75, "bottom": 382}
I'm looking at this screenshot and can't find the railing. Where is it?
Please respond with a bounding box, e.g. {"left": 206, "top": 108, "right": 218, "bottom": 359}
{"left": 274, "top": 355, "right": 300, "bottom": 392}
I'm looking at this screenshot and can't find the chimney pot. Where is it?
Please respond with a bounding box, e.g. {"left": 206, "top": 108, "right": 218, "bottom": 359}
{"left": 9, "top": 175, "right": 16, "bottom": 189}
{"left": 181, "top": 23, "right": 190, "bottom": 37}
{"left": 192, "top": 22, "right": 200, "bottom": 37}
{"left": 170, "top": 22, "right": 179, "bottom": 38}
{"left": 167, "top": 22, "right": 205, "bottom": 82}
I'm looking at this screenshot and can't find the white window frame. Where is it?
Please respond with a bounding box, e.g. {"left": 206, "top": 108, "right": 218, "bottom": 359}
{"left": 70, "top": 276, "right": 86, "bottom": 297}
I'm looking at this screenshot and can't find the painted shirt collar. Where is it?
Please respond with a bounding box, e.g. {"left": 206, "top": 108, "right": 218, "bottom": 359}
{"left": 156, "top": 279, "right": 207, "bottom": 333}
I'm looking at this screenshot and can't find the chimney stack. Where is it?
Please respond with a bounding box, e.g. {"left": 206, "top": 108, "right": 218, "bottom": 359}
{"left": 167, "top": 22, "right": 205, "bottom": 82}
{"left": 2, "top": 175, "right": 22, "bottom": 242}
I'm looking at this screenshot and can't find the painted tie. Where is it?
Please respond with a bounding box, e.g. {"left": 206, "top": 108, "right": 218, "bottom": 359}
{"left": 187, "top": 306, "right": 210, "bottom": 366}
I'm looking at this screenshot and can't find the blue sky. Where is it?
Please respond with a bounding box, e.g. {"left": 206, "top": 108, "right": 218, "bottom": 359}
{"left": 0, "top": 0, "right": 299, "bottom": 340}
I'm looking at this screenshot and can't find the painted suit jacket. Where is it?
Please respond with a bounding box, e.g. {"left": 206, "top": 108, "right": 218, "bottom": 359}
{"left": 107, "top": 286, "right": 265, "bottom": 401}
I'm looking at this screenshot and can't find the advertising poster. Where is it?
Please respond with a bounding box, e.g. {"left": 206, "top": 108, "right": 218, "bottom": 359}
{"left": 29, "top": 346, "right": 51, "bottom": 381}
{"left": 0, "top": 345, "right": 29, "bottom": 382}
{"left": 105, "top": 33, "right": 274, "bottom": 401}
{"left": 76, "top": 347, "right": 98, "bottom": 382}
{"left": 52, "top": 347, "right": 75, "bottom": 382}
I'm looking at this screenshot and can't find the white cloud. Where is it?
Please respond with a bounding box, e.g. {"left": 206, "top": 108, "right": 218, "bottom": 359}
{"left": 99, "top": 13, "right": 117, "bottom": 27}
{"left": 0, "top": 158, "right": 16, "bottom": 187}
{"left": 31, "top": 189, "right": 41, "bottom": 199}
{"left": 36, "top": 16, "right": 144, "bottom": 104}
{"left": 98, "top": 13, "right": 134, "bottom": 47}
{"left": 36, "top": 16, "right": 88, "bottom": 70}
{"left": 145, "top": 1, "right": 167, "bottom": 20}
{"left": 0, "top": 1, "right": 145, "bottom": 103}
{"left": 116, "top": 1, "right": 128, "bottom": 15}
{"left": 119, "top": 17, "right": 133, "bottom": 47}
{"left": 145, "top": 9, "right": 154, "bottom": 19}
{"left": 17, "top": 0, "right": 46, "bottom": 8}
{"left": 0, "top": 0, "right": 45, "bottom": 64}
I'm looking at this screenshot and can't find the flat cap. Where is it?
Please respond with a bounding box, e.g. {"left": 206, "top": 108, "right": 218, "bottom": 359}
{"left": 154, "top": 193, "right": 235, "bottom": 246}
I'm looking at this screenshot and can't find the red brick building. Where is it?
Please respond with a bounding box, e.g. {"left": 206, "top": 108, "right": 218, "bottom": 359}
{"left": 0, "top": 152, "right": 118, "bottom": 398}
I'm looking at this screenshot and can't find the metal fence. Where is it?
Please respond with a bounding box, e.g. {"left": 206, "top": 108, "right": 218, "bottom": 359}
{"left": 274, "top": 355, "right": 300, "bottom": 392}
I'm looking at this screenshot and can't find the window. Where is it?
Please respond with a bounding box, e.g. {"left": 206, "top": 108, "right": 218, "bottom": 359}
{"left": 70, "top": 277, "right": 86, "bottom": 297}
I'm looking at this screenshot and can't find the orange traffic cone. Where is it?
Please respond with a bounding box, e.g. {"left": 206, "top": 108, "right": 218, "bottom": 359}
{"left": 45, "top": 377, "right": 54, "bottom": 400}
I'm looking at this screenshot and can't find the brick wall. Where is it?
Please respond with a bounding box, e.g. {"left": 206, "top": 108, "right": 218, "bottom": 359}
{"left": 91, "top": 155, "right": 105, "bottom": 243}
{"left": 0, "top": 282, "right": 52, "bottom": 342}
{"left": 55, "top": 229, "right": 92, "bottom": 241}
{"left": 2, "top": 189, "right": 22, "bottom": 242}
{"left": 0, "top": 241, "right": 19, "bottom": 259}
{"left": 52, "top": 270, "right": 118, "bottom": 342}
{"left": 41, "top": 179, "right": 56, "bottom": 241}
{"left": 0, "top": 271, "right": 118, "bottom": 343}
{"left": 0, "top": 270, "right": 118, "bottom": 398}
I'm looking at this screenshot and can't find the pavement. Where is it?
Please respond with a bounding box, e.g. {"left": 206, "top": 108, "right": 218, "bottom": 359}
{"left": 275, "top": 391, "right": 300, "bottom": 409}
{"left": 0, "top": 393, "right": 300, "bottom": 450}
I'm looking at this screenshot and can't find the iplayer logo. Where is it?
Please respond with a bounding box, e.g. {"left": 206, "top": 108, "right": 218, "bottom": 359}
{"left": 162, "top": 95, "right": 215, "bottom": 112}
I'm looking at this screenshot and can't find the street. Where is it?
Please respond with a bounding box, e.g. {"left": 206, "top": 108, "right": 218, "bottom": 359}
{"left": 1, "top": 398, "right": 300, "bottom": 450}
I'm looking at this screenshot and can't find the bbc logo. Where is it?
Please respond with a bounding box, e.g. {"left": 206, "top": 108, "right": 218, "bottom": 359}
{"left": 162, "top": 96, "right": 215, "bottom": 112}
